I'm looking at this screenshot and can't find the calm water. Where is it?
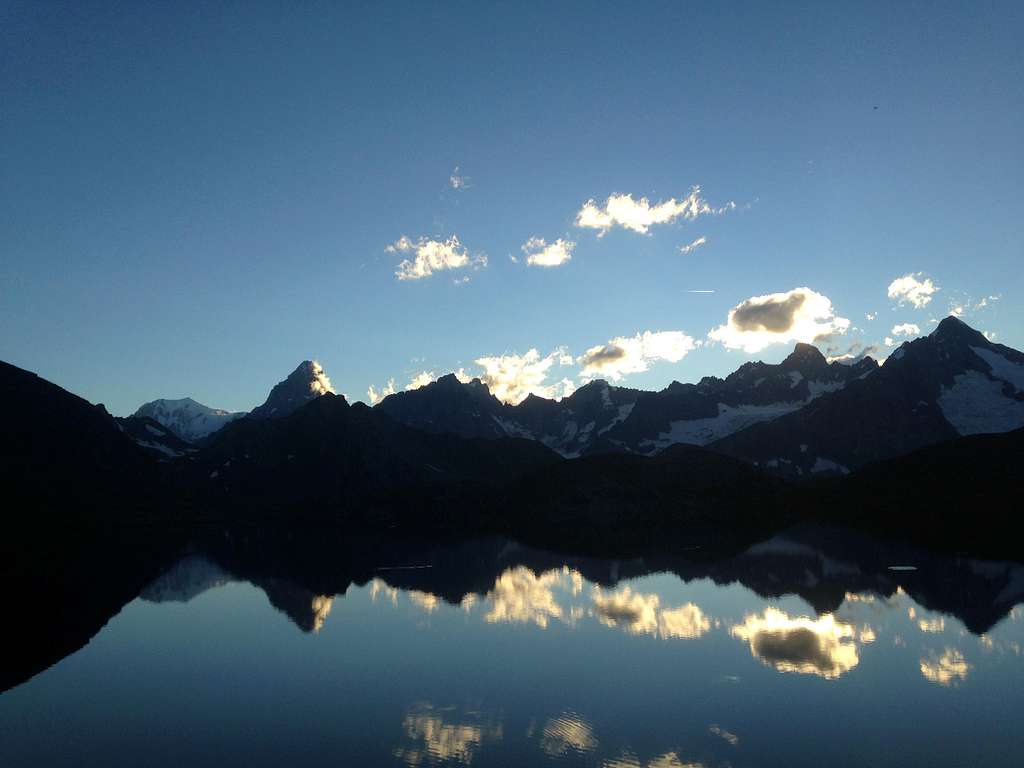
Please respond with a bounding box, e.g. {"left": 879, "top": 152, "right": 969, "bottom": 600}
{"left": 2, "top": 528, "right": 1023, "bottom": 767}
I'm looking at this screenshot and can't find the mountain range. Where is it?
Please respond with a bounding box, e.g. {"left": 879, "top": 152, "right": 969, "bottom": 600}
{"left": 2, "top": 316, "right": 1022, "bottom": 549}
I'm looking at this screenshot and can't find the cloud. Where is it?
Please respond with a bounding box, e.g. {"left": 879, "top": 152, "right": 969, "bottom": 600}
{"left": 521, "top": 236, "right": 575, "bottom": 267}
{"left": 679, "top": 235, "right": 708, "bottom": 255}
{"left": 406, "top": 371, "right": 435, "bottom": 390}
{"left": 367, "top": 378, "right": 396, "bottom": 405}
{"left": 474, "top": 348, "right": 575, "bottom": 404}
{"left": 449, "top": 165, "right": 469, "bottom": 190}
{"left": 730, "top": 608, "right": 860, "bottom": 679}
{"left": 826, "top": 341, "right": 880, "bottom": 364}
{"left": 891, "top": 322, "right": 920, "bottom": 337}
{"left": 591, "top": 586, "right": 711, "bottom": 639}
{"left": 308, "top": 361, "right": 335, "bottom": 395}
{"left": 575, "top": 187, "right": 735, "bottom": 236}
{"left": 888, "top": 273, "right": 939, "bottom": 308}
{"left": 884, "top": 337, "right": 894, "bottom": 347}
{"left": 578, "top": 330, "right": 696, "bottom": 381}
{"left": 866, "top": 312, "right": 877, "bottom": 321}
{"left": 708, "top": 287, "right": 850, "bottom": 354}
{"left": 388, "top": 235, "right": 487, "bottom": 281}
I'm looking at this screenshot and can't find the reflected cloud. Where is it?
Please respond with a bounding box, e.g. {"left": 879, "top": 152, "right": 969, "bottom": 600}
{"left": 603, "top": 751, "right": 704, "bottom": 767}
{"left": 370, "top": 578, "right": 399, "bottom": 605}
{"left": 592, "top": 586, "right": 711, "bottom": 639}
{"left": 539, "top": 712, "right": 598, "bottom": 757}
{"left": 409, "top": 591, "right": 441, "bottom": 613}
{"left": 708, "top": 724, "right": 738, "bottom": 746}
{"left": 394, "top": 703, "right": 502, "bottom": 766}
{"left": 920, "top": 648, "right": 971, "bottom": 686}
{"left": 731, "top": 608, "right": 859, "bottom": 678}
{"left": 481, "top": 566, "right": 575, "bottom": 628}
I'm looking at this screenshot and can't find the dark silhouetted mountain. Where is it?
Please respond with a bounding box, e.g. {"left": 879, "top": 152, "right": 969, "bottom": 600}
{"left": 133, "top": 397, "right": 245, "bottom": 441}
{"left": 195, "top": 392, "right": 563, "bottom": 521}
{"left": 0, "top": 360, "right": 158, "bottom": 519}
{"left": 710, "top": 317, "right": 1024, "bottom": 477}
{"left": 248, "top": 360, "right": 335, "bottom": 420}
{"left": 117, "top": 415, "right": 198, "bottom": 460}
{"left": 375, "top": 375, "right": 643, "bottom": 456}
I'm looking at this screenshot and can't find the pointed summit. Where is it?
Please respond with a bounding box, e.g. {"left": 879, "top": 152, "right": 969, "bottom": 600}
{"left": 931, "top": 315, "right": 989, "bottom": 346}
{"left": 249, "top": 361, "right": 335, "bottom": 420}
{"left": 780, "top": 342, "right": 829, "bottom": 376}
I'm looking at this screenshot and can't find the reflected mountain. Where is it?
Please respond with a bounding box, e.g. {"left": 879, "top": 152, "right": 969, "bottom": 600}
{"left": 4, "top": 523, "right": 1023, "bottom": 694}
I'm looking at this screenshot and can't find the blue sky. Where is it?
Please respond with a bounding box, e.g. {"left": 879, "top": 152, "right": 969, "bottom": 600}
{"left": 2, "top": 1, "right": 1021, "bottom": 414}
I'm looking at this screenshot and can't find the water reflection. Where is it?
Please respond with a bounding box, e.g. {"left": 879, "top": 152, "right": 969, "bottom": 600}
{"left": 539, "top": 711, "right": 598, "bottom": 757}
{"left": 592, "top": 586, "right": 712, "bottom": 639}
{"left": 4, "top": 525, "right": 1024, "bottom": 767}
{"left": 393, "top": 703, "right": 503, "bottom": 766}
{"left": 730, "top": 609, "right": 860, "bottom": 678}
{"left": 920, "top": 648, "right": 971, "bottom": 686}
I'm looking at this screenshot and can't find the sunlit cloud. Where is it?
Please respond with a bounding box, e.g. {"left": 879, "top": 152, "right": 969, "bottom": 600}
{"left": 730, "top": 608, "right": 860, "bottom": 678}
{"left": 475, "top": 348, "right": 575, "bottom": 404}
{"left": 888, "top": 273, "right": 939, "bottom": 308}
{"left": 575, "top": 187, "right": 735, "bottom": 236}
{"left": 307, "top": 361, "right": 335, "bottom": 395}
{"left": 521, "top": 236, "right": 575, "bottom": 267}
{"left": 678, "top": 235, "right": 708, "bottom": 255}
{"left": 388, "top": 235, "right": 487, "bottom": 281}
{"left": 408, "top": 591, "right": 440, "bottom": 613}
{"left": 406, "top": 371, "right": 436, "bottom": 390}
{"left": 591, "top": 586, "right": 711, "bottom": 639}
{"left": 920, "top": 648, "right": 971, "bottom": 686}
{"left": 708, "top": 287, "right": 850, "bottom": 354}
{"left": 367, "top": 378, "right": 396, "bottom": 405}
{"left": 891, "top": 322, "right": 921, "bottom": 337}
{"left": 579, "top": 330, "right": 696, "bottom": 381}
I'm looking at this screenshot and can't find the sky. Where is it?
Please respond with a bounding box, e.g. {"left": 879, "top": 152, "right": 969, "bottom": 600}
{"left": 2, "top": 1, "right": 1022, "bottom": 415}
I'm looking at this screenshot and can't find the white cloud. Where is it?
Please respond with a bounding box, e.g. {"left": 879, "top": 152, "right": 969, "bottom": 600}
{"left": 406, "top": 371, "right": 435, "bottom": 391}
{"left": 388, "top": 235, "right": 487, "bottom": 281}
{"left": 884, "top": 337, "right": 894, "bottom": 347}
{"left": 521, "top": 237, "right": 575, "bottom": 267}
{"left": 367, "top": 378, "right": 396, "bottom": 405}
{"left": 888, "top": 273, "right": 939, "bottom": 308}
{"left": 575, "top": 187, "right": 735, "bottom": 236}
{"left": 449, "top": 166, "right": 469, "bottom": 190}
{"left": 474, "top": 349, "right": 575, "bottom": 405}
{"left": 679, "top": 235, "right": 707, "bottom": 255}
{"left": 708, "top": 287, "right": 850, "bottom": 354}
{"left": 866, "top": 312, "right": 877, "bottom": 321}
{"left": 579, "top": 330, "right": 695, "bottom": 381}
{"left": 891, "top": 323, "right": 920, "bottom": 337}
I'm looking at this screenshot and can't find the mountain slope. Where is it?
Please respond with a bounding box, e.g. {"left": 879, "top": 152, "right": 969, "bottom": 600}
{"left": 710, "top": 317, "right": 1024, "bottom": 476}
{"left": 133, "top": 397, "right": 245, "bottom": 441}
{"left": 0, "top": 360, "right": 159, "bottom": 519}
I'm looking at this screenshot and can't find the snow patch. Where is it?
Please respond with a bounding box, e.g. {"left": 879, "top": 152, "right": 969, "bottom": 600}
{"left": 938, "top": 370, "right": 1024, "bottom": 435}
{"left": 642, "top": 402, "right": 802, "bottom": 450}
{"left": 811, "top": 457, "right": 850, "bottom": 474}
{"left": 972, "top": 346, "right": 1024, "bottom": 391}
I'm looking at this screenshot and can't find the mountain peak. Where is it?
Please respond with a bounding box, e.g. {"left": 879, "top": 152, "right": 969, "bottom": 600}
{"left": 249, "top": 360, "right": 335, "bottom": 420}
{"left": 930, "top": 316, "right": 989, "bottom": 346}
{"left": 781, "top": 342, "right": 828, "bottom": 374}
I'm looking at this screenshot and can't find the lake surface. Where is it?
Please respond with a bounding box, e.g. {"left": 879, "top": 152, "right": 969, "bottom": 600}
{"left": 2, "top": 526, "right": 1023, "bottom": 767}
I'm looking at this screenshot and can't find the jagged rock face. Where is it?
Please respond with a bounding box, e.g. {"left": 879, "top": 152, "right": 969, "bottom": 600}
{"left": 372, "top": 343, "right": 880, "bottom": 458}
{"left": 248, "top": 360, "right": 335, "bottom": 420}
{"left": 133, "top": 397, "right": 245, "bottom": 441}
{"left": 710, "top": 316, "right": 1024, "bottom": 477}
{"left": 374, "top": 376, "right": 643, "bottom": 457}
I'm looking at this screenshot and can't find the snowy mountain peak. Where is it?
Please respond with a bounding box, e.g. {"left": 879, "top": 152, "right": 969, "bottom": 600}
{"left": 249, "top": 360, "right": 336, "bottom": 420}
{"left": 133, "top": 397, "right": 245, "bottom": 441}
